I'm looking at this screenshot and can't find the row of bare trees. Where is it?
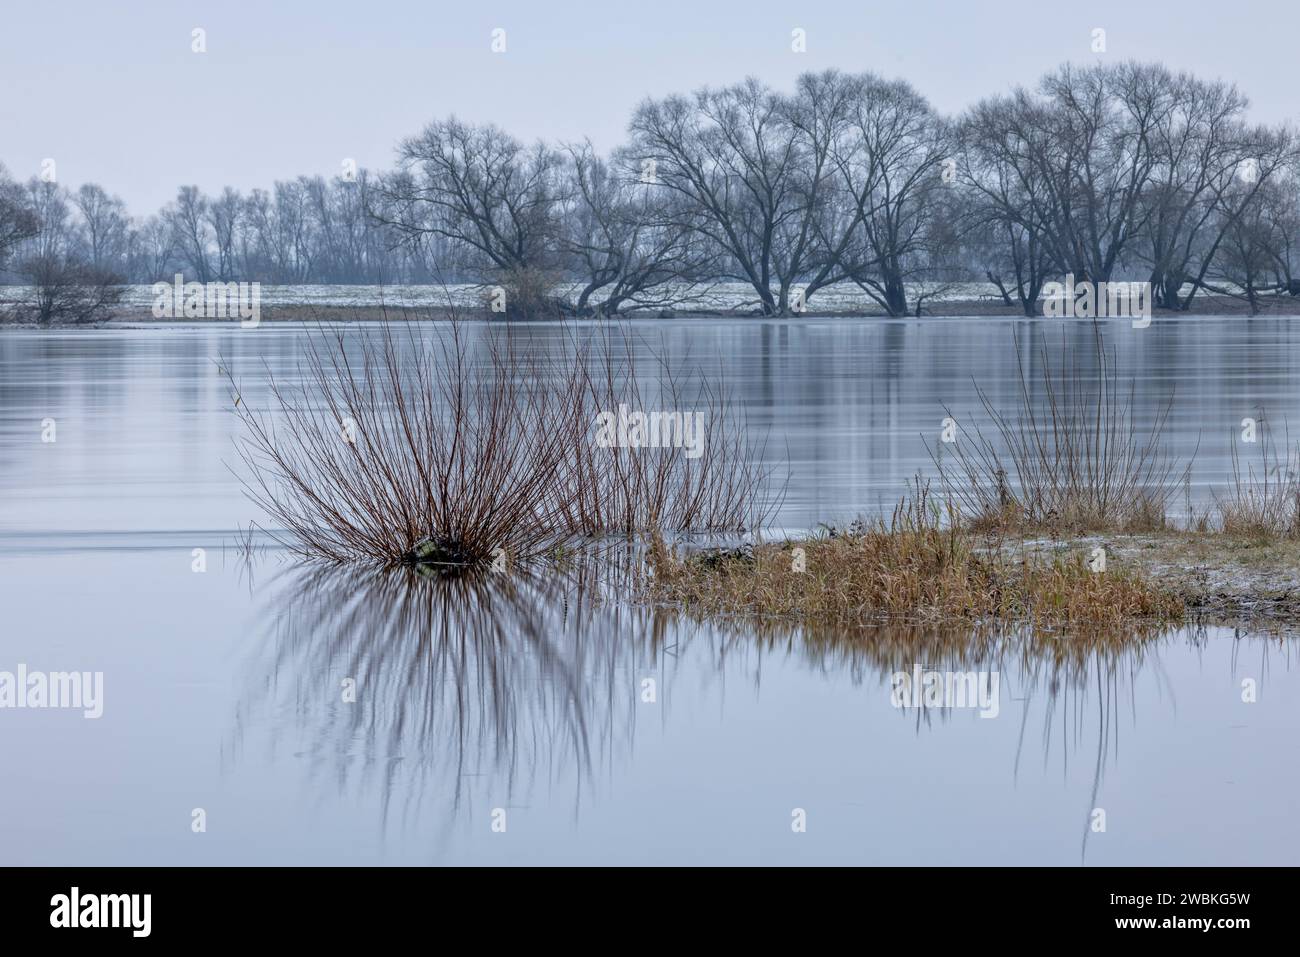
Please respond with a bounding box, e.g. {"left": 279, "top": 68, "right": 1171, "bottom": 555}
{"left": 380, "top": 61, "right": 1300, "bottom": 317}
{"left": 376, "top": 73, "right": 957, "bottom": 316}
{"left": 0, "top": 169, "right": 435, "bottom": 289}
{"left": 957, "top": 63, "right": 1297, "bottom": 315}
{"left": 4, "top": 60, "right": 1300, "bottom": 320}
{"left": 157, "top": 174, "right": 443, "bottom": 284}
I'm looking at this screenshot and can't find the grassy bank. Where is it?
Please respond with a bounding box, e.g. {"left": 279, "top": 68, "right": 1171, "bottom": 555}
{"left": 646, "top": 508, "right": 1300, "bottom": 630}
{"left": 644, "top": 492, "right": 1186, "bottom": 629}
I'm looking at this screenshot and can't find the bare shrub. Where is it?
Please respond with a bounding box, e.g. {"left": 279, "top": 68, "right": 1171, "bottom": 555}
{"left": 229, "top": 321, "right": 581, "bottom": 566}
{"left": 560, "top": 325, "right": 779, "bottom": 535}
{"left": 1216, "top": 417, "right": 1300, "bottom": 539}
{"left": 14, "top": 254, "right": 123, "bottom": 325}
{"left": 931, "top": 325, "right": 1190, "bottom": 532}
{"left": 227, "top": 316, "right": 776, "bottom": 567}
{"left": 479, "top": 266, "right": 565, "bottom": 318}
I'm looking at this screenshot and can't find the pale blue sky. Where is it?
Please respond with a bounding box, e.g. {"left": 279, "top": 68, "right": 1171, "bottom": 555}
{"left": 2, "top": 0, "right": 1295, "bottom": 212}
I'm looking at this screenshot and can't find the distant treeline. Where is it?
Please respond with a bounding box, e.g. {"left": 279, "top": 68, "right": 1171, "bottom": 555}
{"left": 2, "top": 60, "right": 1298, "bottom": 319}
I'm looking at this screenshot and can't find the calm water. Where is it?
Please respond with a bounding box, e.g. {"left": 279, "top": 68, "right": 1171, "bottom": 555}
{"left": 1, "top": 315, "right": 1298, "bottom": 865}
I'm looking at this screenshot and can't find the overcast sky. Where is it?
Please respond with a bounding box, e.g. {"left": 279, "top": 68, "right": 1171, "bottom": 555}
{"left": 2, "top": 0, "right": 1295, "bottom": 213}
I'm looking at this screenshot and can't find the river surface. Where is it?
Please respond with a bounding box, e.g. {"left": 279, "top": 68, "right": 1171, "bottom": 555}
{"left": 1, "top": 315, "right": 1298, "bottom": 864}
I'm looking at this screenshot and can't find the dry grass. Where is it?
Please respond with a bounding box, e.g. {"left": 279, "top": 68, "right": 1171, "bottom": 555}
{"left": 226, "top": 314, "right": 776, "bottom": 568}
{"left": 932, "top": 324, "right": 1188, "bottom": 534}
{"left": 1002, "top": 530, "right": 1300, "bottom": 626}
{"left": 645, "top": 484, "right": 1184, "bottom": 628}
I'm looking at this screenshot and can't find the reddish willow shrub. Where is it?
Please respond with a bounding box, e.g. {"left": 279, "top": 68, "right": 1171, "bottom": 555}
{"left": 227, "top": 318, "right": 778, "bottom": 567}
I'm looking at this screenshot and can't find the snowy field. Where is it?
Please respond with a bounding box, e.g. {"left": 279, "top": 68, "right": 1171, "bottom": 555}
{"left": 1, "top": 281, "right": 1005, "bottom": 313}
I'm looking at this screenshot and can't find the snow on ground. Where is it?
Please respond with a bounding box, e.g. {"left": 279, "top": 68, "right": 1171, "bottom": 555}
{"left": 1, "top": 281, "right": 1004, "bottom": 311}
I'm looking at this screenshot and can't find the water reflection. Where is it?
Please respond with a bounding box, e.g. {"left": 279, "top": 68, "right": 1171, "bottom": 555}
{"left": 235, "top": 557, "right": 663, "bottom": 837}
{"left": 235, "top": 555, "right": 1281, "bottom": 861}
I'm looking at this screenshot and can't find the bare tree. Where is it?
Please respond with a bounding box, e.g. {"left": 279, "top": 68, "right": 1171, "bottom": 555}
{"left": 1034, "top": 63, "right": 1171, "bottom": 283}
{"left": 0, "top": 164, "right": 39, "bottom": 275}
{"left": 125, "top": 213, "right": 176, "bottom": 281}
{"left": 965, "top": 64, "right": 1169, "bottom": 287}
{"left": 830, "top": 74, "right": 952, "bottom": 316}
{"left": 629, "top": 78, "right": 815, "bottom": 315}
{"left": 23, "top": 178, "right": 72, "bottom": 261}
{"left": 169, "top": 185, "right": 213, "bottom": 282}
{"left": 1166, "top": 124, "right": 1296, "bottom": 310}
{"left": 1204, "top": 171, "right": 1300, "bottom": 313}
{"left": 377, "top": 118, "right": 565, "bottom": 312}
{"left": 72, "top": 183, "right": 129, "bottom": 273}
{"left": 1134, "top": 72, "right": 1252, "bottom": 308}
{"left": 558, "top": 143, "right": 713, "bottom": 315}
{"left": 206, "top": 186, "right": 243, "bottom": 280}
{"left": 781, "top": 70, "right": 864, "bottom": 309}
{"left": 957, "top": 94, "right": 1057, "bottom": 315}
{"left": 1253, "top": 171, "right": 1300, "bottom": 295}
